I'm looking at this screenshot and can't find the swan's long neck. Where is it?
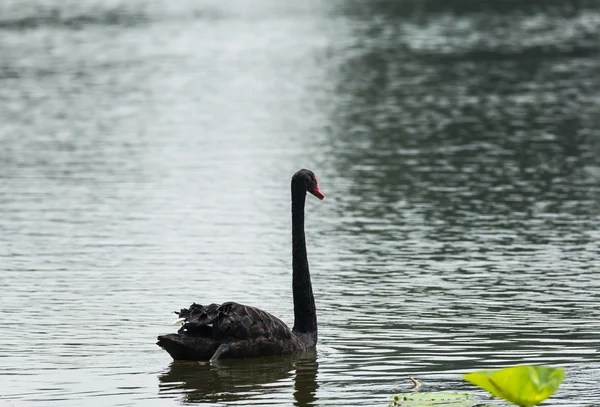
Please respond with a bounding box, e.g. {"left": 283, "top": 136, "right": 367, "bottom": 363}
{"left": 291, "top": 182, "right": 317, "bottom": 336}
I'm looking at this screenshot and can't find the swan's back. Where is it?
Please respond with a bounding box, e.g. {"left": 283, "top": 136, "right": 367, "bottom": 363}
{"left": 180, "top": 302, "right": 292, "bottom": 340}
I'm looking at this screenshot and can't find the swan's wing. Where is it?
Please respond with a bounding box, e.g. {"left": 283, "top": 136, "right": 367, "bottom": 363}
{"left": 174, "top": 302, "right": 220, "bottom": 336}
{"left": 177, "top": 301, "right": 292, "bottom": 340}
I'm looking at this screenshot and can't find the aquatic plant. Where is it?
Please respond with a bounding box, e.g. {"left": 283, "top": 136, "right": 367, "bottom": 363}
{"left": 388, "top": 391, "right": 477, "bottom": 407}
{"left": 463, "top": 365, "right": 565, "bottom": 407}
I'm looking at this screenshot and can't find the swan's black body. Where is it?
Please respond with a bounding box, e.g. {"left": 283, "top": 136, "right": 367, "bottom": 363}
{"left": 157, "top": 169, "right": 323, "bottom": 361}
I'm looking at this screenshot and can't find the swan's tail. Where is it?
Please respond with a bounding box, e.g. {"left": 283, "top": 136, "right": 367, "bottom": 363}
{"left": 156, "top": 334, "right": 187, "bottom": 360}
{"left": 156, "top": 333, "right": 219, "bottom": 361}
{"left": 157, "top": 303, "right": 223, "bottom": 361}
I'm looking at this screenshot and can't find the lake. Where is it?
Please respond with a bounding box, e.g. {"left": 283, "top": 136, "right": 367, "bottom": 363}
{"left": 1, "top": 0, "right": 599, "bottom": 406}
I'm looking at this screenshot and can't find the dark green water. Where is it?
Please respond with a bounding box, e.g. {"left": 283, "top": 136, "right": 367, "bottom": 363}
{"left": 1, "top": 1, "right": 599, "bottom": 406}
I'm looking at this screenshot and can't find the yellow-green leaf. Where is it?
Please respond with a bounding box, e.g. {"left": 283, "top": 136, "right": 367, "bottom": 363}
{"left": 463, "top": 365, "right": 565, "bottom": 407}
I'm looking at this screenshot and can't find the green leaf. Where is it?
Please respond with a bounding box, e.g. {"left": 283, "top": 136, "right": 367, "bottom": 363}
{"left": 388, "top": 392, "right": 477, "bottom": 407}
{"left": 463, "top": 365, "right": 565, "bottom": 407}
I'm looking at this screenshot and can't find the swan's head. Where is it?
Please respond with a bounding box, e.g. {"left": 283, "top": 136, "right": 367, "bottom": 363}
{"left": 293, "top": 169, "right": 325, "bottom": 200}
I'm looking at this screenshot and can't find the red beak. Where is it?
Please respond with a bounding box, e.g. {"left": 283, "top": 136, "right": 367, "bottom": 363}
{"left": 310, "top": 187, "right": 324, "bottom": 200}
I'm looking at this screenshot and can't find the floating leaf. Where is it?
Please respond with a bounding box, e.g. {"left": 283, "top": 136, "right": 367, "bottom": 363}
{"left": 389, "top": 391, "right": 477, "bottom": 407}
{"left": 463, "top": 365, "right": 565, "bottom": 407}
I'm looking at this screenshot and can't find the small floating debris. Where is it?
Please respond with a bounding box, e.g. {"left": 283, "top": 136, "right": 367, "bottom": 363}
{"left": 409, "top": 376, "right": 422, "bottom": 390}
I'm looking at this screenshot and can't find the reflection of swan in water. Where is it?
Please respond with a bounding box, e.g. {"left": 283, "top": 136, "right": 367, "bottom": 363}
{"left": 292, "top": 353, "right": 319, "bottom": 407}
{"left": 158, "top": 350, "right": 318, "bottom": 406}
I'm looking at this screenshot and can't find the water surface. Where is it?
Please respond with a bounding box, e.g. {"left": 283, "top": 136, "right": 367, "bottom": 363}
{"left": 1, "top": 0, "right": 599, "bottom": 406}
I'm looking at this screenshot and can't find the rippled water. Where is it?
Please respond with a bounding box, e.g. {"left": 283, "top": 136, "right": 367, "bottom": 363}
{"left": 1, "top": 0, "right": 599, "bottom": 406}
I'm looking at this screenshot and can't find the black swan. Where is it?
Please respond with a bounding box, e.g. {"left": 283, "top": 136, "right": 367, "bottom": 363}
{"left": 157, "top": 169, "right": 324, "bottom": 362}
